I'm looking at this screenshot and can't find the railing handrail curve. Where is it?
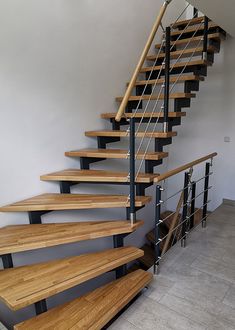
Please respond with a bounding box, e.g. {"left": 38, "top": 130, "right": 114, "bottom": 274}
{"left": 155, "top": 152, "right": 217, "bottom": 183}
{"left": 115, "top": 0, "right": 173, "bottom": 122}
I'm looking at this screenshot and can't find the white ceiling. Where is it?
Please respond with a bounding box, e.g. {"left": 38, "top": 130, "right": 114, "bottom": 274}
{"left": 187, "top": 0, "right": 235, "bottom": 36}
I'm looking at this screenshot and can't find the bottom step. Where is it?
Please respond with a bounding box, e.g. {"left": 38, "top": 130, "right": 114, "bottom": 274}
{"left": 15, "top": 269, "right": 152, "bottom": 330}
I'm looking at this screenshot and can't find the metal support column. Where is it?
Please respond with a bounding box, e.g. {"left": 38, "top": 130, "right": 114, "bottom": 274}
{"left": 203, "top": 17, "right": 209, "bottom": 60}
{"left": 181, "top": 172, "right": 189, "bottom": 247}
{"left": 190, "top": 181, "right": 196, "bottom": 230}
{"left": 154, "top": 185, "right": 162, "bottom": 274}
{"left": 129, "top": 118, "right": 136, "bottom": 225}
{"left": 163, "top": 26, "right": 171, "bottom": 132}
{"left": 202, "top": 162, "right": 210, "bottom": 228}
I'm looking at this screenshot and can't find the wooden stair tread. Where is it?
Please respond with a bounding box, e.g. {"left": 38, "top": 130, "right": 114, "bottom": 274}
{"left": 41, "top": 169, "right": 158, "bottom": 183}
{"left": 116, "top": 93, "right": 196, "bottom": 102}
{"left": 65, "top": 148, "right": 168, "bottom": 161}
{"left": 146, "top": 46, "right": 217, "bottom": 61}
{"left": 170, "top": 22, "right": 218, "bottom": 37}
{"left": 101, "top": 111, "right": 186, "bottom": 119}
{"left": 0, "top": 220, "right": 144, "bottom": 255}
{"left": 132, "top": 75, "right": 204, "bottom": 87}
{"left": 155, "top": 32, "right": 224, "bottom": 48}
{"left": 85, "top": 130, "right": 177, "bottom": 138}
{"left": 0, "top": 193, "right": 151, "bottom": 212}
{"left": 171, "top": 16, "right": 205, "bottom": 29}
{"left": 0, "top": 247, "right": 144, "bottom": 310}
{"left": 140, "top": 60, "right": 211, "bottom": 73}
{"left": 14, "top": 269, "right": 152, "bottom": 330}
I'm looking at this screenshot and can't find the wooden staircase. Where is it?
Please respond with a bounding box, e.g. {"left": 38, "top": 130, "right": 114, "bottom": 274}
{"left": 0, "top": 14, "right": 226, "bottom": 330}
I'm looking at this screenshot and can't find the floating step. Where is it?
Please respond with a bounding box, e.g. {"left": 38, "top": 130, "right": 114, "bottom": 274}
{"left": 131, "top": 75, "right": 204, "bottom": 88}
{"left": 0, "top": 193, "right": 151, "bottom": 212}
{"left": 65, "top": 148, "right": 168, "bottom": 161}
{"left": 0, "top": 247, "right": 144, "bottom": 311}
{"left": 146, "top": 46, "right": 218, "bottom": 61}
{"left": 0, "top": 220, "right": 144, "bottom": 255}
{"left": 14, "top": 269, "right": 152, "bottom": 330}
{"left": 140, "top": 60, "right": 211, "bottom": 73}
{"left": 170, "top": 22, "right": 219, "bottom": 38}
{"left": 116, "top": 93, "right": 196, "bottom": 102}
{"left": 85, "top": 130, "right": 177, "bottom": 139}
{"left": 41, "top": 169, "right": 158, "bottom": 184}
{"left": 101, "top": 111, "right": 186, "bottom": 119}
{"left": 171, "top": 16, "right": 205, "bottom": 29}
{"left": 155, "top": 32, "right": 225, "bottom": 49}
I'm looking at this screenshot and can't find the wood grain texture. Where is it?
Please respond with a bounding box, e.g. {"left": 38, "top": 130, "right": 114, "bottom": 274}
{"left": 65, "top": 148, "right": 168, "bottom": 161}
{"left": 155, "top": 33, "right": 225, "bottom": 48}
{"left": 101, "top": 111, "right": 186, "bottom": 119}
{"left": 41, "top": 169, "right": 158, "bottom": 183}
{"left": 0, "top": 220, "right": 144, "bottom": 255}
{"left": 14, "top": 269, "right": 152, "bottom": 330}
{"left": 0, "top": 193, "right": 151, "bottom": 212}
{"left": 171, "top": 22, "right": 218, "bottom": 37}
{"left": 85, "top": 130, "right": 177, "bottom": 138}
{"left": 146, "top": 46, "right": 217, "bottom": 61}
{"left": 0, "top": 247, "right": 144, "bottom": 310}
{"left": 171, "top": 16, "right": 205, "bottom": 29}
{"left": 116, "top": 93, "right": 196, "bottom": 102}
{"left": 140, "top": 60, "right": 211, "bottom": 73}
{"left": 131, "top": 75, "right": 204, "bottom": 87}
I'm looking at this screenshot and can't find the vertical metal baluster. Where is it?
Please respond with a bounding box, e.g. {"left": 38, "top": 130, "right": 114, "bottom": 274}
{"left": 163, "top": 26, "right": 171, "bottom": 133}
{"left": 202, "top": 162, "right": 210, "bottom": 228}
{"left": 203, "top": 16, "right": 209, "bottom": 60}
{"left": 181, "top": 172, "right": 189, "bottom": 247}
{"left": 154, "top": 185, "right": 162, "bottom": 274}
{"left": 190, "top": 181, "right": 196, "bottom": 230}
{"left": 129, "top": 117, "right": 136, "bottom": 226}
{"left": 193, "top": 7, "right": 199, "bottom": 18}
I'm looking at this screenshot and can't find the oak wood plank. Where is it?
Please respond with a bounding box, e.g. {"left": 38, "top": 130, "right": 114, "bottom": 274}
{"left": 14, "top": 269, "right": 152, "bottom": 330}
{"left": 0, "top": 247, "right": 144, "bottom": 310}
{"left": 0, "top": 193, "right": 151, "bottom": 212}
{"left": 65, "top": 148, "right": 168, "bottom": 161}
{"left": 0, "top": 220, "right": 144, "bottom": 255}
{"left": 101, "top": 111, "right": 186, "bottom": 119}
{"left": 41, "top": 169, "right": 158, "bottom": 183}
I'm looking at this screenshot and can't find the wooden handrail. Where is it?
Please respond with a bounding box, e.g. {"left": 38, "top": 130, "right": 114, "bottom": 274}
{"left": 155, "top": 152, "right": 217, "bottom": 183}
{"left": 115, "top": 0, "right": 172, "bottom": 122}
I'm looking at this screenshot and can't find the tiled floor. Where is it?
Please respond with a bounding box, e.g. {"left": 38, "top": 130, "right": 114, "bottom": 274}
{"left": 110, "top": 203, "right": 235, "bottom": 330}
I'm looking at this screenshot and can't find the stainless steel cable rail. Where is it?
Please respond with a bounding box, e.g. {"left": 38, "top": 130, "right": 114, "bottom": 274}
{"left": 125, "top": 2, "right": 211, "bottom": 225}
{"left": 153, "top": 153, "right": 217, "bottom": 273}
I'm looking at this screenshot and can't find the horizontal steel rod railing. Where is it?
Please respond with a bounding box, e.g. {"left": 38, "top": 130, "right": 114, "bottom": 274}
{"left": 155, "top": 152, "right": 217, "bottom": 183}
{"left": 154, "top": 155, "right": 216, "bottom": 274}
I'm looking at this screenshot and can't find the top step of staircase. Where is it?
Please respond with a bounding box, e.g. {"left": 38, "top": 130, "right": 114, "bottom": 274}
{"left": 0, "top": 220, "right": 144, "bottom": 255}
{"left": 14, "top": 269, "right": 152, "bottom": 330}
{"left": 0, "top": 193, "right": 151, "bottom": 212}
{"left": 0, "top": 246, "right": 143, "bottom": 310}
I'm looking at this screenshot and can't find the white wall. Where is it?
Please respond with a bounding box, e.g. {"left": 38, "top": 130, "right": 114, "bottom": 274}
{"left": 0, "top": 0, "right": 187, "bottom": 327}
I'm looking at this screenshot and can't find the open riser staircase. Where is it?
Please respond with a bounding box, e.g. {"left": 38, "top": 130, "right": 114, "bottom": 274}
{"left": 0, "top": 2, "right": 226, "bottom": 329}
